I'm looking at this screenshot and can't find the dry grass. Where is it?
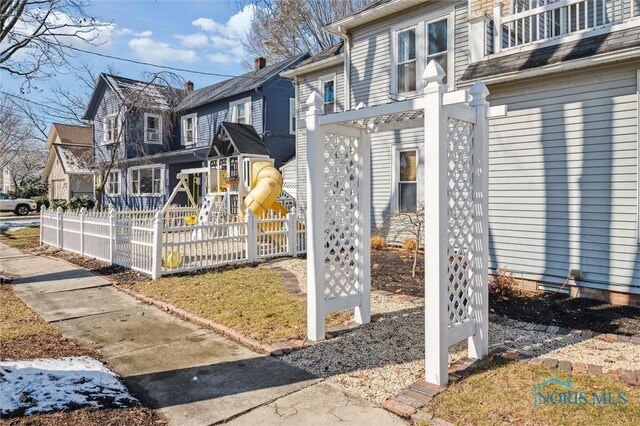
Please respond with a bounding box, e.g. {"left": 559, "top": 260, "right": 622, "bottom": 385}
{"left": 0, "top": 227, "right": 40, "bottom": 250}
{"left": 426, "top": 357, "right": 640, "bottom": 426}
{"left": 370, "top": 236, "right": 386, "bottom": 250}
{"left": 127, "top": 267, "right": 349, "bottom": 344}
{"left": 0, "top": 407, "right": 159, "bottom": 426}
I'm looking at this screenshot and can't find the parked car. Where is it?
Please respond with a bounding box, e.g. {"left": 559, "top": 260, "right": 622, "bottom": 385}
{"left": 0, "top": 193, "right": 38, "bottom": 216}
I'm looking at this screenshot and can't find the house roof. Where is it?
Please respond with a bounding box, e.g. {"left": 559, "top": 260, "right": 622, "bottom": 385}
{"left": 324, "top": 0, "right": 426, "bottom": 34}
{"left": 208, "top": 122, "right": 271, "bottom": 158}
{"left": 51, "top": 123, "right": 92, "bottom": 146}
{"left": 55, "top": 144, "right": 93, "bottom": 174}
{"left": 282, "top": 43, "right": 344, "bottom": 77}
{"left": 178, "top": 53, "right": 309, "bottom": 111}
{"left": 83, "top": 73, "right": 186, "bottom": 119}
{"left": 461, "top": 26, "right": 640, "bottom": 82}
{"left": 44, "top": 124, "right": 93, "bottom": 176}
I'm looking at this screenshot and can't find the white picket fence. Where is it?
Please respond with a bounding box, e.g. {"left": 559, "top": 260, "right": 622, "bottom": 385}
{"left": 40, "top": 206, "right": 307, "bottom": 278}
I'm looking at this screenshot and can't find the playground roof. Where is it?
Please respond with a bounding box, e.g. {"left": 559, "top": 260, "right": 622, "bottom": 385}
{"left": 208, "top": 122, "right": 271, "bottom": 158}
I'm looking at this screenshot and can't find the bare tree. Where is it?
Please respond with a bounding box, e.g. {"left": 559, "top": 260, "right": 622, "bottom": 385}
{"left": 5, "top": 141, "right": 48, "bottom": 196}
{"left": 0, "top": 0, "right": 112, "bottom": 80}
{"left": 92, "top": 72, "right": 185, "bottom": 208}
{"left": 239, "top": 0, "right": 372, "bottom": 63}
{"left": 0, "top": 94, "right": 33, "bottom": 171}
{"left": 389, "top": 203, "right": 425, "bottom": 278}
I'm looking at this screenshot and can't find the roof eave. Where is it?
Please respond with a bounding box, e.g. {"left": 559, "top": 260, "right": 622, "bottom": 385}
{"left": 458, "top": 45, "right": 640, "bottom": 87}
{"left": 324, "top": 0, "right": 427, "bottom": 34}
{"left": 281, "top": 54, "right": 345, "bottom": 78}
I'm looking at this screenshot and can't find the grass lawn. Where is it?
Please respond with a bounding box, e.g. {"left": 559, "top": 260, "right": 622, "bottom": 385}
{"left": 426, "top": 357, "right": 640, "bottom": 425}
{"left": 0, "top": 226, "right": 40, "bottom": 250}
{"left": 128, "top": 267, "right": 350, "bottom": 344}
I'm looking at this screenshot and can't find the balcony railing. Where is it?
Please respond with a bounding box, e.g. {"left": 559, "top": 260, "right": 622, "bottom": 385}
{"left": 494, "top": 0, "right": 639, "bottom": 53}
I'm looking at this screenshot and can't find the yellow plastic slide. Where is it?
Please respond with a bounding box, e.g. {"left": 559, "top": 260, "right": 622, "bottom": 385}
{"left": 240, "top": 161, "right": 288, "bottom": 218}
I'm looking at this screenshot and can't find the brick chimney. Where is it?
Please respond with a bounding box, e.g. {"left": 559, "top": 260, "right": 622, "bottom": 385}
{"left": 254, "top": 57, "right": 267, "bottom": 71}
{"left": 184, "top": 80, "right": 194, "bottom": 91}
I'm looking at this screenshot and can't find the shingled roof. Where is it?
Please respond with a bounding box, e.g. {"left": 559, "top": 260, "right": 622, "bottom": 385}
{"left": 461, "top": 26, "right": 640, "bottom": 82}
{"left": 51, "top": 123, "right": 92, "bottom": 146}
{"left": 208, "top": 122, "right": 271, "bottom": 158}
{"left": 178, "top": 53, "right": 308, "bottom": 111}
{"left": 294, "top": 42, "right": 344, "bottom": 68}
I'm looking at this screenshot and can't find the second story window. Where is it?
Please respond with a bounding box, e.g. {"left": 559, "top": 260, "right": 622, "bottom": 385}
{"left": 319, "top": 74, "right": 336, "bottom": 114}
{"left": 103, "top": 114, "right": 120, "bottom": 144}
{"left": 230, "top": 97, "right": 251, "bottom": 124}
{"left": 181, "top": 113, "right": 197, "bottom": 146}
{"left": 427, "top": 19, "right": 448, "bottom": 83}
{"left": 396, "top": 27, "right": 417, "bottom": 94}
{"left": 289, "top": 98, "right": 296, "bottom": 134}
{"left": 144, "top": 113, "right": 162, "bottom": 144}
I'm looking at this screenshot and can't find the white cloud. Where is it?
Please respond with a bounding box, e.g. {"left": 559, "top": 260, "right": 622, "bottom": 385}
{"left": 128, "top": 38, "right": 197, "bottom": 64}
{"left": 115, "top": 28, "right": 153, "bottom": 38}
{"left": 207, "top": 53, "right": 234, "bottom": 64}
{"left": 209, "top": 35, "right": 238, "bottom": 50}
{"left": 175, "top": 33, "right": 209, "bottom": 48}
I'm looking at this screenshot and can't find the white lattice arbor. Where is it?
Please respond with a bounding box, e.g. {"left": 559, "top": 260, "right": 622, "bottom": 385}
{"left": 305, "top": 61, "right": 506, "bottom": 386}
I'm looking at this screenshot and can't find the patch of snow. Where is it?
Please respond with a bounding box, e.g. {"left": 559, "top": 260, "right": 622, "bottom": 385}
{"left": 0, "top": 220, "right": 39, "bottom": 231}
{"left": 0, "top": 356, "right": 137, "bottom": 417}
{"left": 57, "top": 147, "right": 91, "bottom": 174}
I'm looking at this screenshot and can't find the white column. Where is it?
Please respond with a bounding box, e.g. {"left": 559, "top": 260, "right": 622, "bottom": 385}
{"left": 469, "top": 14, "right": 489, "bottom": 63}
{"left": 109, "top": 207, "right": 116, "bottom": 264}
{"left": 80, "top": 207, "right": 87, "bottom": 256}
{"left": 151, "top": 210, "right": 163, "bottom": 279}
{"left": 305, "top": 91, "right": 326, "bottom": 341}
{"left": 56, "top": 206, "right": 64, "bottom": 249}
{"left": 468, "top": 80, "right": 490, "bottom": 359}
{"left": 354, "top": 128, "right": 371, "bottom": 325}
{"left": 423, "top": 60, "right": 450, "bottom": 386}
{"left": 246, "top": 209, "right": 257, "bottom": 262}
{"left": 493, "top": 3, "right": 503, "bottom": 53}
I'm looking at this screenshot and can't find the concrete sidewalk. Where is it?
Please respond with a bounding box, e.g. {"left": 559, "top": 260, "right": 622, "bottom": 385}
{"left": 0, "top": 243, "right": 403, "bottom": 426}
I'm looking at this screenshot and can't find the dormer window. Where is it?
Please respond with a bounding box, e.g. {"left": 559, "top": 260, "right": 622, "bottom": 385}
{"left": 230, "top": 97, "right": 251, "bottom": 124}
{"left": 181, "top": 113, "right": 197, "bottom": 146}
{"left": 144, "top": 113, "right": 162, "bottom": 144}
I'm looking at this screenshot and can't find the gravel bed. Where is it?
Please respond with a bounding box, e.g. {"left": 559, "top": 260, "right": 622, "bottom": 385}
{"left": 275, "top": 258, "right": 640, "bottom": 403}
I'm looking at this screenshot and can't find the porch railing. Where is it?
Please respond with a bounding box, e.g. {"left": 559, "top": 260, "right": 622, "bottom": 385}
{"left": 494, "top": 0, "right": 638, "bottom": 53}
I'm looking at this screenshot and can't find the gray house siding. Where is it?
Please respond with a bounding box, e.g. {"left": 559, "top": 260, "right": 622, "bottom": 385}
{"left": 295, "top": 64, "right": 345, "bottom": 206}
{"left": 93, "top": 86, "right": 126, "bottom": 165}
{"left": 263, "top": 78, "right": 296, "bottom": 167}
{"left": 486, "top": 62, "right": 639, "bottom": 294}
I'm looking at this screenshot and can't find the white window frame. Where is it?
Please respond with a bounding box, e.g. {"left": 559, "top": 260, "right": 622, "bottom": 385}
{"left": 181, "top": 113, "right": 197, "bottom": 146}
{"left": 102, "top": 114, "right": 120, "bottom": 145}
{"left": 230, "top": 97, "right": 252, "bottom": 124}
{"left": 391, "top": 144, "right": 423, "bottom": 212}
{"left": 318, "top": 73, "right": 337, "bottom": 114}
{"left": 144, "top": 113, "right": 163, "bottom": 144}
{"left": 128, "top": 165, "right": 164, "bottom": 197}
{"left": 105, "top": 169, "right": 121, "bottom": 196}
{"left": 390, "top": 9, "right": 455, "bottom": 97}
{"left": 289, "top": 98, "right": 296, "bottom": 134}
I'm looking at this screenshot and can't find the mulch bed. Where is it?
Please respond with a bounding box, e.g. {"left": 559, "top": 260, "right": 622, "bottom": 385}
{"left": 371, "top": 248, "right": 640, "bottom": 336}
{"left": 0, "top": 407, "right": 161, "bottom": 426}
{"left": 0, "top": 335, "right": 99, "bottom": 361}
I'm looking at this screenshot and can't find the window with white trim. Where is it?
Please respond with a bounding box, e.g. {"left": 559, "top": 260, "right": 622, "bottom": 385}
{"left": 289, "top": 98, "right": 296, "bottom": 134}
{"left": 391, "top": 13, "right": 452, "bottom": 95}
{"left": 181, "top": 113, "right": 197, "bottom": 146}
{"left": 105, "top": 170, "right": 121, "bottom": 196}
{"left": 319, "top": 76, "right": 336, "bottom": 114}
{"left": 398, "top": 150, "right": 417, "bottom": 211}
{"left": 130, "top": 165, "right": 163, "bottom": 196}
{"left": 230, "top": 97, "right": 251, "bottom": 124}
{"left": 103, "top": 114, "right": 120, "bottom": 144}
{"left": 144, "top": 113, "right": 162, "bottom": 144}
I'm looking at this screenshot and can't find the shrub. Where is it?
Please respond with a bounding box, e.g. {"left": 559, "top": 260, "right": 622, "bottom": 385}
{"left": 50, "top": 200, "right": 67, "bottom": 211}
{"left": 33, "top": 195, "right": 49, "bottom": 210}
{"left": 402, "top": 237, "right": 418, "bottom": 252}
{"left": 370, "top": 236, "right": 385, "bottom": 250}
{"left": 67, "top": 197, "right": 95, "bottom": 211}
{"left": 490, "top": 267, "right": 522, "bottom": 297}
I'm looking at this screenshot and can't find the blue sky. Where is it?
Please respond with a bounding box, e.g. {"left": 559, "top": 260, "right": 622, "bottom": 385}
{"left": 1, "top": 0, "right": 255, "bottom": 124}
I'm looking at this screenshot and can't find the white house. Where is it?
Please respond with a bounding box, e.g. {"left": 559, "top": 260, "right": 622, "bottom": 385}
{"left": 283, "top": 0, "right": 640, "bottom": 306}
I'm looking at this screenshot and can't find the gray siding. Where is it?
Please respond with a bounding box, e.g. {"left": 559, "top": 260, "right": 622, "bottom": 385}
{"left": 487, "top": 62, "right": 639, "bottom": 294}
{"left": 93, "top": 86, "right": 126, "bottom": 165}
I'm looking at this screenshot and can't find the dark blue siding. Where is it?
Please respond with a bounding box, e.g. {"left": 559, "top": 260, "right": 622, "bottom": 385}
{"left": 262, "top": 78, "right": 296, "bottom": 167}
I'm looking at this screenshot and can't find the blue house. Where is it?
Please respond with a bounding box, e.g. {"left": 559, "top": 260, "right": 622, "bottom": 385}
{"left": 84, "top": 54, "right": 307, "bottom": 209}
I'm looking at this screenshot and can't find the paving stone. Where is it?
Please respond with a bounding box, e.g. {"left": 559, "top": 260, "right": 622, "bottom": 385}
{"left": 619, "top": 369, "right": 638, "bottom": 385}
{"left": 395, "top": 393, "right": 425, "bottom": 409}
{"left": 502, "top": 351, "right": 518, "bottom": 360}
{"left": 558, "top": 361, "right": 572, "bottom": 372}
{"left": 513, "top": 321, "right": 528, "bottom": 329}
{"left": 557, "top": 327, "right": 572, "bottom": 335}
{"left": 604, "top": 333, "right": 619, "bottom": 343}
{"left": 409, "top": 380, "right": 446, "bottom": 398}
{"left": 528, "top": 357, "right": 544, "bottom": 366}
{"left": 542, "top": 358, "right": 559, "bottom": 369}
{"left": 534, "top": 324, "right": 548, "bottom": 331}
{"left": 580, "top": 330, "right": 593, "bottom": 339}
{"left": 524, "top": 323, "right": 537, "bottom": 331}
{"left": 489, "top": 345, "right": 507, "bottom": 355}
{"left": 448, "top": 373, "right": 462, "bottom": 383}
{"left": 546, "top": 326, "right": 560, "bottom": 334}
{"left": 630, "top": 336, "right": 640, "bottom": 345}
{"left": 617, "top": 335, "right": 631, "bottom": 343}
{"left": 401, "top": 388, "right": 433, "bottom": 406}
{"left": 382, "top": 398, "right": 416, "bottom": 418}
{"left": 587, "top": 364, "right": 603, "bottom": 375}
{"left": 410, "top": 410, "right": 434, "bottom": 423}
{"left": 572, "top": 362, "right": 588, "bottom": 373}
{"left": 488, "top": 313, "right": 500, "bottom": 322}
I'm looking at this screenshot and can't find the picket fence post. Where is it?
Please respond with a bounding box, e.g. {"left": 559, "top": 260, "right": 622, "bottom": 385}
{"left": 286, "top": 211, "right": 297, "bottom": 256}
{"left": 246, "top": 209, "right": 257, "bottom": 263}
{"left": 109, "top": 207, "right": 116, "bottom": 264}
{"left": 56, "top": 207, "right": 64, "bottom": 249}
{"left": 79, "top": 208, "right": 86, "bottom": 256}
{"left": 151, "top": 210, "right": 163, "bottom": 279}
{"left": 39, "top": 205, "right": 45, "bottom": 245}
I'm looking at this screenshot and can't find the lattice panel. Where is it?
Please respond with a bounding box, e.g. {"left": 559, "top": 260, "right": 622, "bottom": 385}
{"left": 323, "top": 133, "right": 364, "bottom": 300}
{"left": 447, "top": 119, "right": 475, "bottom": 327}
